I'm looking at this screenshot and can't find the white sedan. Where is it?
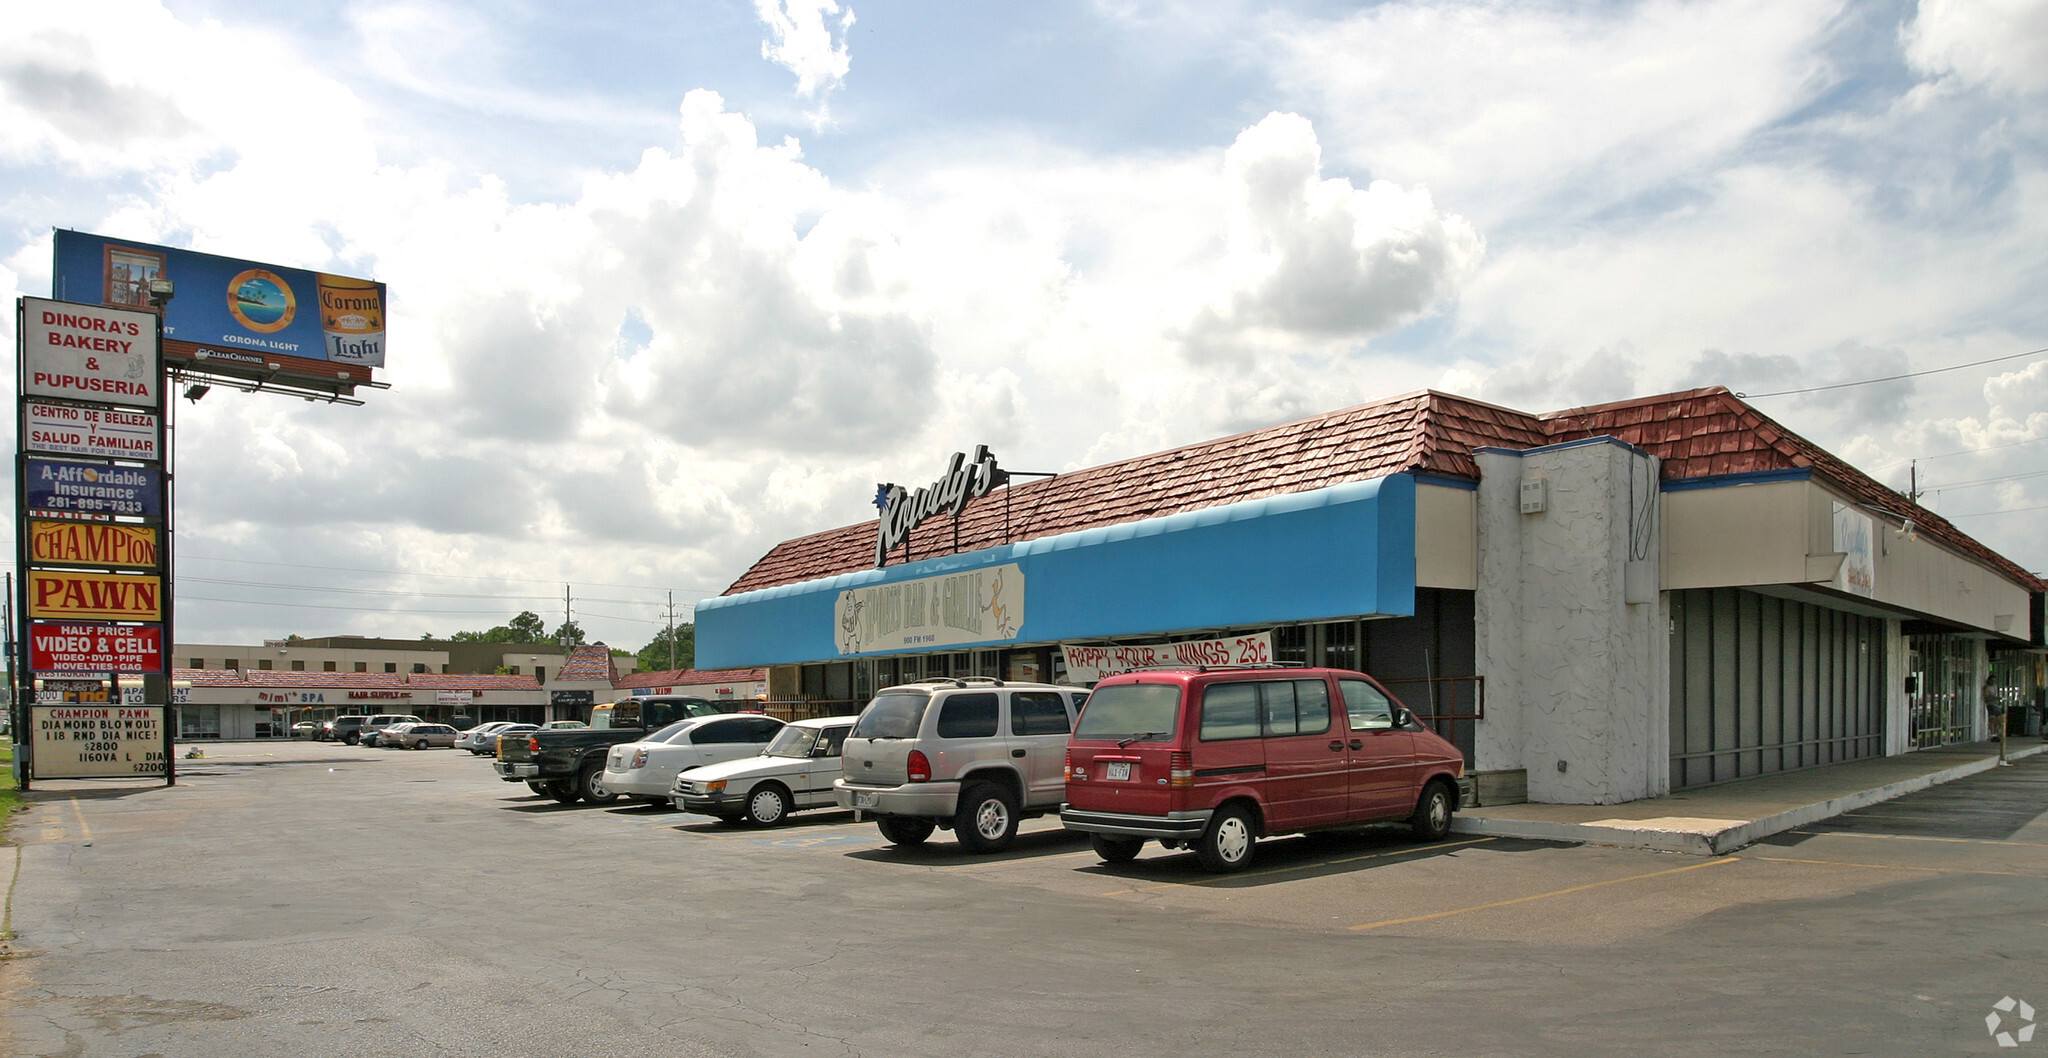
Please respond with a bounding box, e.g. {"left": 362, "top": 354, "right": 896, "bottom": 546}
{"left": 672, "top": 717, "right": 854, "bottom": 825}
{"left": 599, "top": 714, "right": 785, "bottom": 804}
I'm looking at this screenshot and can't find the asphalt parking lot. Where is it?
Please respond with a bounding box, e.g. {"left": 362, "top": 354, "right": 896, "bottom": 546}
{"left": 3, "top": 742, "right": 2044, "bottom": 1057}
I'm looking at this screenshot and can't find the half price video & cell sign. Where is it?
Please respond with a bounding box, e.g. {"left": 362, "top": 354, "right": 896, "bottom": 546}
{"left": 20, "top": 296, "right": 160, "bottom": 408}
{"left": 29, "top": 622, "right": 164, "bottom": 673}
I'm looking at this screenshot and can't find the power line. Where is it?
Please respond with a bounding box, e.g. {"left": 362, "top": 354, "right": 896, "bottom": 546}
{"left": 175, "top": 550, "right": 727, "bottom": 596}
{"left": 1929, "top": 467, "right": 2048, "bottom": 492}
{"left": 1739, "top": 346, "right": 2047, "bottom": 399}
{"left": 1945, "top": 502, "right": 2048, "bottom": 519}
{"left": 1870, "top": 434, "right": 2048, "bottom": 471}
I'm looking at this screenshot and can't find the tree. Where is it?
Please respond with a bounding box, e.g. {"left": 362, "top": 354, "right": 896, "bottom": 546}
{"left": 508, "top": 611, "right": 547, "bottom": 641}
{"left": 637, "top": 623, "right": 694, "bottom": 673}
{"left": 552, "top": 620, "right": 586, "bottom": 647}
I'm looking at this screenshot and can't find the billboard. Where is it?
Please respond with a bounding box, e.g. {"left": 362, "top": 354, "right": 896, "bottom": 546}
{"left": 23, "top": 458, "right": 163, "bottom": 521}
{"left": 51, "top": 230, "right": 386, "bottom": 393}
{"left": 24, "top": 400, "right": 160, "bottom": 461}
{"left": 28, "top": 622, "right": 164, "bottom": 673}
{"left": 19, "top": 297, "right": 160, "bottom": 407}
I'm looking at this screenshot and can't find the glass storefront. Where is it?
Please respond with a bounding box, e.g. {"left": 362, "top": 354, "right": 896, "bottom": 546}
{"left": 1909, "top": 635, "right": 1978, "bottom": 749}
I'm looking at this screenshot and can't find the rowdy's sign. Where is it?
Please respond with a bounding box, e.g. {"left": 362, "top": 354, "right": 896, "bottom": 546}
{"left": 873, "top": 445, "right": 1005, "bottom": 566}
{"left": 28, "top": 622, "right": 163, "bottom": 673}
{"left": 20, "top": 296, "right": 159, "bottom": 407}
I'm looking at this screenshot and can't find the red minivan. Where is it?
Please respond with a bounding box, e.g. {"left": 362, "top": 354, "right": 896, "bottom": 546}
{"left": 1060, "top": 666, "right": 1464, "bottom": 872}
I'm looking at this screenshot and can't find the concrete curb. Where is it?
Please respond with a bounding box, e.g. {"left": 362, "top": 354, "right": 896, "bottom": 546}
{"left": 1450, "top": 741, "right": 2047, "bottom": 856}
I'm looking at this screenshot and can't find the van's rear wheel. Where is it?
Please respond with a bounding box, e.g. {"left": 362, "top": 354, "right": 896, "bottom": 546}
{"left": 1196, "top": 805, "right": 1256, "bottom": 872}
{"left": 877, "top": 817, "right": 935, "bottom": 846}
{"left": 1090, "top": 835, "right": 1144, "bottom": 864}
{"left": 954, "top": 782, "right": 1020, "bottom": 853}
{"left": 1411, "top": 780, "right": 1455, "bottom": 841}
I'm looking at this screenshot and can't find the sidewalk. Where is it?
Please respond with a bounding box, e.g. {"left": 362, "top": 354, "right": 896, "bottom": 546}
{"left": 1452, "top": 738, "right": 2048, "bottom": 855}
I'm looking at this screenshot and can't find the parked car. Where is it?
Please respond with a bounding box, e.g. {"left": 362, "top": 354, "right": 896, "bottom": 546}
{"left": 599, "top": 714, "right": 786, "bottom": 806}
{"left": 539, "top": 720, "right": 587, "bottom": 730}
{"left": 455, "top": 722, "right": 521, "bottom": 754}
{"left": 399, "top": 723, "right": 459, "bottom": 750}
{"left": 375, "top": 722, "right": 419, "bottom": 747}
{"left": 673, "top": 717, "right": 855, "bottom": 825}
{"left": 359, "top": 714, "right": 425, "bottom": 748}
{"left": 494, "top": 696, "right": 727, "bottom": 803}
{"left": 290, "top": 721, "right": 320, "bottom": 738}
{"left": 1059, "top": 666, "right": 1465, "bottom": 872}
{"left": 834, "top": 678, "right": 1089, "bottom": 852}
{"left": 326, "top": 716, "right": 379, "bottom": 745}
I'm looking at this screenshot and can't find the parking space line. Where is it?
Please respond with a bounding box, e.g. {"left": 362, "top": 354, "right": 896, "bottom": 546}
{"left": 1750, "top": 855, "right": 2047, "bottom": 880}
{"left": 1101, "top": 837, "right": 1497, "bottom": 896}
{"left": 69, "top": 797, "right": 91, "bottom": 840}
{"left": 1346, "top": 855, "right": 1740, "bottom": 931}
{"left": 1787, "top": 830, "right": 2048, "bottom": 849}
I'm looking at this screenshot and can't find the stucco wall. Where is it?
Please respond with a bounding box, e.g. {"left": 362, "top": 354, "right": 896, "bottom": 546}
{"left": 1474, "top": 440, "right": 1669, "bottom": 805}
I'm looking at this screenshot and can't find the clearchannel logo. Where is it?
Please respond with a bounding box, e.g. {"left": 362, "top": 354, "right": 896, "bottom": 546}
{"left": 1989, "top": 996, "right": 2038, "bottom": 1048}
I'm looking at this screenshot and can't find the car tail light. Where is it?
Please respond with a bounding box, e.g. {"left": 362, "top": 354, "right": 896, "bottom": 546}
{"left": 630, "top": 748, "right": 648, "bottom": 769}
{"left": 1064, "top": 749, "right": 1074, "bottom": 782}
{"left": 907, "top": 749, "right": 931, "bottom": 783}
{"left": 528, "top": 737, "right": 541, "bottom": 752}
{"left": 1169, "top": 751, "right": 1193, "bottom": 788}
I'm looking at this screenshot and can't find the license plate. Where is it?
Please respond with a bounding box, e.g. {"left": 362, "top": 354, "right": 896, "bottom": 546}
{"left": 1106, "top": 761, "right": 1133, "bottom": 781}
{"left": 853, "top": 792, "right": 880, "bottom": 809}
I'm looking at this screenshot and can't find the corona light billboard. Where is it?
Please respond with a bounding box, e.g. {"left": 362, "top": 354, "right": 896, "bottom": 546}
{"left": 52, "top": 230, "right": 386, "bottom": 397}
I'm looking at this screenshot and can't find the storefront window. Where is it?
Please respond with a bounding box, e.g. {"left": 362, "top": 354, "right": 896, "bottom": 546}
{"left": 1910, "top": 635, "right": 1977, "bottom": 749}
{"left": 1274, "top": 626, "right": 1309, "bottom": 666}
{"left": 178, "top": 705, "right": 221, "bottom": 739}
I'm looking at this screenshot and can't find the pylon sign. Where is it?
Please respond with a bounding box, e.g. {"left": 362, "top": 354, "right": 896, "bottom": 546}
{"left": 14, "top": 294, "right": 174, "bottom": 786}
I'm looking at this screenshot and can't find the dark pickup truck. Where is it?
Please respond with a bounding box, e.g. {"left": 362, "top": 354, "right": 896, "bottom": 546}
{"left": 494, "top": 696, "right": 725, "bottom": 804}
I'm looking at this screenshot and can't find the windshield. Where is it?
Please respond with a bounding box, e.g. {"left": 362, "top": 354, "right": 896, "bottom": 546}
{"left": 850, "top": 693, "right": 930, "bottom": 739}
{"left": 646, "top": 720, "right": 697, "bottom": 743}
{"left": 1073, "top": 683, "right": 1182, "bottom": 742}
{"left": 764, "top": 726, "right": 817, "bottom": 758}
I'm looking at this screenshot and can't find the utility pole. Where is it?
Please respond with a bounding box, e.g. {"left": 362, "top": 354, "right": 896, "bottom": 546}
{"left": 1908, "top": 460, "right": 1919, "bottom": 505}
{"left": 666, "top": 591, "right": 677, "bottom": 672}
{"left": 561, "top": 584, "right": 573, "bottom": 646}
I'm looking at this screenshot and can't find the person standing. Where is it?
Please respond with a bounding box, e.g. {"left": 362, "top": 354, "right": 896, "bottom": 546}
{"left": 1983, "top": 675, "right": 2009, "bottom": 766}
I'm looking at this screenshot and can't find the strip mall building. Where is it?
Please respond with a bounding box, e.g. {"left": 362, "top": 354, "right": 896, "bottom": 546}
{"left": 698, "top": 387, "right": 2047, "bottom": 806}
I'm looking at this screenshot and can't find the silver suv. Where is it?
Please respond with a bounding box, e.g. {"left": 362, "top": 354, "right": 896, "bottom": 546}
{"left": 834, "top": 678, "right": 1087, "bottom": 852}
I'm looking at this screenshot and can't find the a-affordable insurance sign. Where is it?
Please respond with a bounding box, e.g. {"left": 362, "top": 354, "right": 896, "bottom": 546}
{"left": 20, "top": 296, "right": 160, "bottom": 408}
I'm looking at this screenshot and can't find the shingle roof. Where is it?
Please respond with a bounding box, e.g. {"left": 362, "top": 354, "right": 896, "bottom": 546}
{"left": 724, "top": 390, "right": 1547, "bottom": 594}
{"left": 720, "top": 385, "right": 2044, "bottom": 597}
{"left": 404, "top": 673, "right": 541, "bottom": 690}
{"left": 615, "top": 667, "right": 768, "bottom": 691}
{"left": 555, "top": 645, "right": 616, "bottom": 682}
{"left": 1541, "top": 387, "right": 2046, "bottom": 591}
{"left": 171, "top": 669, "right": 543, "bottom": 691}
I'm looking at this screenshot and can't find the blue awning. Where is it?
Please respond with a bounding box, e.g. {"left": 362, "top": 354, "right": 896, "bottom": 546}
{"left": 697, "top": 472, "right": 1417, "bottom": 668}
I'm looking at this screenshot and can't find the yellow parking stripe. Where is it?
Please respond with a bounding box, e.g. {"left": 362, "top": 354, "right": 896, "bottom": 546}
{"left": 1787, "top": 830, "right": 2048, "bottom": 849}
{"left": 70, "top": 797, "right": 92, "bottom": 839}
{"left": 1101, "top": 837, "right": 1496, "bottom": 896}
{"left": 1347, "top": 855, "right": 1740, "bottom": 931}
{"left": 1751, "top": 855, "right": 2047, "bottom": 879}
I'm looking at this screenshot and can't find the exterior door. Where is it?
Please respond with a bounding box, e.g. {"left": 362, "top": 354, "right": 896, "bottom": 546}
{"left": 1007, "top": 690, "right": 1073, "bottom": 806}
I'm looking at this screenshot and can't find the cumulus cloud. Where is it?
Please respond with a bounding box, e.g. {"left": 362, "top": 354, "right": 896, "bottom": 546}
{"left": 1174, "top": 112, "right": 1482, "bottom": 369}
{"left": 1904, "top": 0, "right": 2048, "bottom": 95}
{"left": 755, "top": 0, "right": 854, "bottom": 112}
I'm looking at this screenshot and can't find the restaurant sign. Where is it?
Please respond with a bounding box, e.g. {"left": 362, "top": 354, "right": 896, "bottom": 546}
{"left": 1060, "top": 632, "right": 1276, "bottom": 684}
{"left": 28, "top": 569, "right": 162, "bottom": 621}
{"left": 28, "top": 621, "right": 163, "bottom": 673}
{"left": 873, "top": 445, "right": 1005, "bottom": 566}
{"left": 19, "top": 297, "right": 160, "bottom": 408}
{"left": 835, "top": 562, "right": 1024, "bottom": 655}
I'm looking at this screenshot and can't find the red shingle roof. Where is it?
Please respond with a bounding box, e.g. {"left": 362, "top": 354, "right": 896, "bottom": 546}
{"left": 404, "top": 673, "right": 541, "bottom": 690}
{"left": 721, "top": 386, "right": 2045, "bottom": 597}
{"left": 615, "top": 667, "right": 767, "bottom": 690}
{"left": 724, "top": 390, "right": 1547, "bottom": 594}
{"left": 555, "top": 645, "right": 617, "bottom": 682}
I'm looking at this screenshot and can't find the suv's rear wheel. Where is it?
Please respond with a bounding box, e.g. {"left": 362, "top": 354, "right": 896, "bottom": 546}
{"left": 1195, "top": 805, "right": 1256, "bottom": 872}
{"left": 1410, "top": 780, "right": 1454, "bottom": 841}
{"left": 1090, "top": 835, "right": 1144, "bottom": 864}
{"left": 954, "top": 781, "right": 1020, "bottom": 853}
{"left": 546, "top": 780, "right": 580, "bottom": 804}
{"left": 876, "top": 817, "right": 935, "bottom": 846}
{"left": 744, "top": 784, "right": 792, "bottom": 826}
{"left": 579, "top": 766, "right": 620, "bottom": 805}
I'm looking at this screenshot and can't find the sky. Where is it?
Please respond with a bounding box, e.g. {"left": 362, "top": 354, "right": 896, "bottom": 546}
{"left": 1, "top": 0, "right": 2044, "bottom": 655}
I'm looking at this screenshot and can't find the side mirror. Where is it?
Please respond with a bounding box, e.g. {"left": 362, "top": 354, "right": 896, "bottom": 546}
{"left": 1391, "top": 707, "right": 1414, "bottom": 729}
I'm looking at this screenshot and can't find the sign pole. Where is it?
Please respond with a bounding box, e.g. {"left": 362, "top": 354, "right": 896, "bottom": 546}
{"left": 13, "top": 299, "right": 30, "bottom": 791}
